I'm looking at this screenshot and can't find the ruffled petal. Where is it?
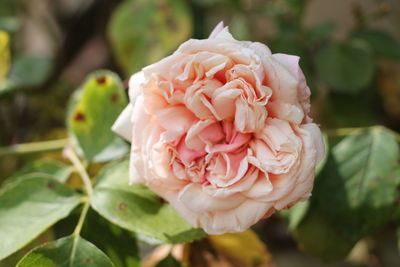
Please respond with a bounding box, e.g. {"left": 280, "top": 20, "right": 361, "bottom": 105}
{"left": 112, "top": 103, "right": 133, "bottom": 141}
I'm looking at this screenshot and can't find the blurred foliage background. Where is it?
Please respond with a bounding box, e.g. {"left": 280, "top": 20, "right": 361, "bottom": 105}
{"left": 1, "top": 0, "right": 400, "bottom": 266}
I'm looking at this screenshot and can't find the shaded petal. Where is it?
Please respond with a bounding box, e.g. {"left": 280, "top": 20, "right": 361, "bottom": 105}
{"left": 242, "top": 173, "right": 273, "bottom": 199}
{"left": 155, "top": 106, "right": 197, "bottom": 140}
{"left": 178, "top": 183, "right": 245, "bottom": 212}
{"left": 203, "top": 166, "right": 259, "bottom": 197}
{"left": 200, "top": 200, "right": 273, "bottom": 235}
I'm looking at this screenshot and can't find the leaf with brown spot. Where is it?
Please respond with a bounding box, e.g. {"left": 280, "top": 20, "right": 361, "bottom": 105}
{"left": 67, "top": 70, "right": 129, "bottom": 162}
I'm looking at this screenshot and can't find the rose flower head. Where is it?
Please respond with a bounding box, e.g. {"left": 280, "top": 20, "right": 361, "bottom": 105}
{"left": 112, "top": 22, "right": 324, "bottom": 235}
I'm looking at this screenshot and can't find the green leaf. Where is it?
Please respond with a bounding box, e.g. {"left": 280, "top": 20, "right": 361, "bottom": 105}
{"left": 108, "top": 0, "right": 192, "bottom": 74}
{"left": 155, "top": 253, "right": 182, "bottom": 267}
{"left": 352, "top": 28, "right": 400, "bottom": 60}
{"left": 67, "top": 70, "right": 129, "bottom": 162}
{"left": 82, "top": 210, "right": 140, "bottom": 267}
{"left": 293, "top": 208, "right": 356, "bottom": 261}
{"left": 9, "top": 55, "right": 53, "bottom": 87}
{"left": 315, "top": 40, "right": 375, "bottom": 93}
{"left": 7, "top": 158, "right": 73, "bottom": 184}
{"left": 315, "top": 127, "right": 400, "bottom": 241}
{"left": 91, "top": 160, "right": 207, "bottom": 244}
{"left": 0, "top": 176, "right": 81, "bottom": 260}
{"left": 17, "top": 236, "right": 115, "bottom": 267}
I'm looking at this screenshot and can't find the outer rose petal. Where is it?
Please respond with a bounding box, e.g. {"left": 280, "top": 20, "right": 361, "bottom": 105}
{"left": 197, "top": 200, "right": 273, "bottom": 235}
{"left": 272, "top": 54, "right": 312, "bottom": 122}
{"left": 178, "top": 183, "right": 245, "bottom": 212}
{"left": 112, "top": 71, "right": 145, "bottom": 141}
{"left": 253, "top": 123, "right": 324, "bottom": 208}
{"left": 209, "top": 21, "right": 225, "bottom": 39}
{"left": 112, "top": 103, "right": 133, "bottom": 141}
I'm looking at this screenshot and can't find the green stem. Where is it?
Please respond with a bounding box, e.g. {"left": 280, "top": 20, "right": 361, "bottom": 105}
{"left": 70, "top": 200, "right": 90, "bottom": 266}
{"left": 0, "top": 138, "right": 68, "bottom": 157}
{"left": 72, "top": 200, "right": 90, "bottom": 237}
{"left": 325, "top": 127, "right": 367, "bottom": 138}
{"left": 326, "top": 126, "right": 400, "bottom": 142}
{"left": 64, "top": 147, "right": 93, "bottom": 265}
{"left": 64, "top": 147, "right": 93, "bottom": 197}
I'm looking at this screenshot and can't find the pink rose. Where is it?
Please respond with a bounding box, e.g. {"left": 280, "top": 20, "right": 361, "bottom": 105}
{"left": 112, "top": 22, "right": 324, "bottom": 235}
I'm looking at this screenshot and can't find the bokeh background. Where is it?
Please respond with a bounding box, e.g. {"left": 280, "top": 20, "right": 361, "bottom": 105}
{"left": 1, "top": 0, "right": 400, "bottom": 266}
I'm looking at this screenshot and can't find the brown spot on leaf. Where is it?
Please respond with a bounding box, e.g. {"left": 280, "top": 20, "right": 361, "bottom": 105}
{"left": 119, "top": 202, "right": 127, "bottom": 210}
{"left": 111, "top": 94, "right": 118, "bottom": 103}
{"left": 166, "top": 17, "right": 178, "bottom": 31}
{"left": 84, "top": 258, "right": 92, "bottom": 264}
{"left": 96, "top": 76, "right": 107, "bottom": 85}
{"left": 73, "top": 111, "right": 85, "bottom": 122}
{"left": 47, "top": 182, "right": 56, "bottom": 190}
{"left": 160, "top": 198, "right": 168, "bottom": 204}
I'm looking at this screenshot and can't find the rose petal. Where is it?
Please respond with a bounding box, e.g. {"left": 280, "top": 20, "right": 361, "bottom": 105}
{"left": 112, "top": 103, "right": 133, "bottom": 141}
{"left": 178, "top": 183, "right": 245, "bottom": 212}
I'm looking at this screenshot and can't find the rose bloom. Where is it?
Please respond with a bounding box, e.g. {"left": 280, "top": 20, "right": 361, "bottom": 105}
{"left": 112, "top": 22, "right": 324, "bottom": 235}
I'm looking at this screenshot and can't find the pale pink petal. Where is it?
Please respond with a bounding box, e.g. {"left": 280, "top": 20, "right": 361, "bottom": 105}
{"left": 203, "top": 167, "right": 259, "bottom": 197}
{"left": 184, "top": 79, "right": 223, "bottom": 120}
{"left": 212, "top": 88, "right": 241, "bottom": 120}
{"left": 200, "top": 200, "right": 273, "bottom": 235}
{"left": 155, "top": 106, "right": 196, "bottom": 137}
{"left": 242, "top": 173, "right": 273, "bottom": 199}
{"left": 252, "top": 118, "right": 301, "bottom": 174}
{"left": 273, "top": 53, "right": 311, "bottom": 121}
{"left": 178, "top": 183, "right": 245, "bottom": 212}
{"left": 185, "top": 120, "right": 215, "bottom": 150}
{"left": 128, "top": 71, "right": 145, "bottom": 103}
{"left": 210, "top": 132, "right": 251, "bottom": 153}
{"left": 177, "top": 137, "right": 206, "bottom": 165}
{"left": 209, "top": 21, "right": 225, "bottom": 39}
{"left": 112, "top": 103, "right": 133, "bottom": 141}
{"left": 207, "top": 149, "right": 249, "bottom": 187}
{"left": 256, "top": 123, "right": 323, "bottom": 208}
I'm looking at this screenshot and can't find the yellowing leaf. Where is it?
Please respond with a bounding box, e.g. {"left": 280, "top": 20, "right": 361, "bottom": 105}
{"left": 0, "top": 30, "right": 10, "bottom": 81}
{"left": 208, "top": 230, "right": 273, "bottom": 267}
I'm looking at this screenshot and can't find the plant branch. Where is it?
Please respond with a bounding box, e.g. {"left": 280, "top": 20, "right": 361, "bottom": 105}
{"left": 64, "top": 146, "right": 93, "bottom": 264}
{"left": 72, "top": 200, "right": 90, "bottom": 237}
{"left": 0, "top": 138, "right": 68, "bottom": 157}
{"left": 64, "top": 146, "right": 92, "bottom": 235}
{"left": 64, "top": 147, "right": 93, "bottom": 197}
